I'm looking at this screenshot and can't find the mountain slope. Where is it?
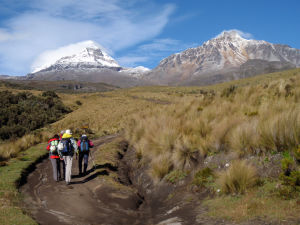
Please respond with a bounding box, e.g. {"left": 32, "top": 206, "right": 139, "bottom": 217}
{"left": 145, "top": 30, "right": 300, "bottom": 85}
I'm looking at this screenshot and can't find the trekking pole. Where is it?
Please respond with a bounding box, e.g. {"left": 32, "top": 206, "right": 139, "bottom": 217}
{"left": 89, "top": 151, "right": 96, "bottom": 171}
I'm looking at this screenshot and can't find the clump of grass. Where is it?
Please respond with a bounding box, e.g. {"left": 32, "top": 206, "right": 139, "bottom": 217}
{"left": 151, "top": 153, "right": 173, "bottom": 180}
{"left": 217, "top": 160, "right": 257, "bottom": 194}
{"left": 165, "top": 170, "right": 187, "bottom": 184}
{"left": 193, "top": 167, "right": 215, "bottom": 188}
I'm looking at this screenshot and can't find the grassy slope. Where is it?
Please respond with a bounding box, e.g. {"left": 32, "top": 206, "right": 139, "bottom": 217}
{"left": 125, "top": 68, "right": 300, "bottom": 222}
{"left": 0, "top": 68, "right": 299, "bottom": 224}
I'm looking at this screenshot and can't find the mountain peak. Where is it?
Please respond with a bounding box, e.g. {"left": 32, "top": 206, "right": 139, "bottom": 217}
{"left": 216, "top": 30, "right": 245, "bottom": 39}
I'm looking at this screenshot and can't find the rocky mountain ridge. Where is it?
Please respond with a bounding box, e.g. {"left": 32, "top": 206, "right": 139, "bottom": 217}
{"left": 144, "top": 30, "right": 300, "bottom": 85}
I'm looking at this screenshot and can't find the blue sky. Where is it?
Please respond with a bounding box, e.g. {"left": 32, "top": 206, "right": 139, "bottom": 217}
{"left": 0, "top": 0, "right": 299, "bottom": 75}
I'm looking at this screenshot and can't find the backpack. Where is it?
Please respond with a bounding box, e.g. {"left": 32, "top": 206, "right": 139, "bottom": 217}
{"left": 58, "top": 138, "right": 73, "bottom": 155}
{"left": 50, "top": 140, "right": 59, "bottom": 154}
{"left": 80, "top": 137, "right": 89, "bottom": 152}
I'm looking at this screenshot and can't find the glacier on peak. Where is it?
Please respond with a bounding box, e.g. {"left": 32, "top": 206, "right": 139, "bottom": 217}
{"left": 31, "top": 40, "right": 120, "bottom": 73}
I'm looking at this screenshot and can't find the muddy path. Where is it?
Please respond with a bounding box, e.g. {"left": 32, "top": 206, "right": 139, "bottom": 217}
{"left": 20, "top": 134, "right": 140, "bottom": 225}
{"left": 20, "top": 134, "right": 281, "bottom": 225}
{"left": 20, "top": 134, "right": 198, "bottom": 225}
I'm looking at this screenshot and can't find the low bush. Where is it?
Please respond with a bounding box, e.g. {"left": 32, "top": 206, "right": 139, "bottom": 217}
{"left": 0, "top": 90, "right": 71, "bottom": 141}
{"left": 165, "top": 170, "right": 187, "bottom": 184}
{"left": 75, "top": 100, "right": 82, "bottom": 105}
{"left": 278, "top": 151, "right": 300, "bottom": 199}
{"left": 193, "top": 167, "right": 214, "bottom": 188}
{"left": 217, "top": 160, "right": 257, "bottom": 194}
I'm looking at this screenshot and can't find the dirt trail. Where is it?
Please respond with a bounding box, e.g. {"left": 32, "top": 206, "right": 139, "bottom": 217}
{"left": 20, "top": 134, "right": 279, "bottom": 225}
{"left": 21, "top": 134, "right": 197, "bottom": 225}
{"left": 20, "top": 134, "right": 145, "bottom": 225}
{"left": 20, "top": 135, "right": 289, "bottom": 225}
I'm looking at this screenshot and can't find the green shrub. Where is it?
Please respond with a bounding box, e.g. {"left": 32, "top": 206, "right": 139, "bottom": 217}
{"left": 42, "top": 90, "right": 59, "bottom": 98}
{"left": 193, "top": 167, "right": 214, "bottom": 187}
{"left": 0, "top": 91, "right": 71, "bottom": 141}
{"left": 278, "top": 151, "right": 300, "bottom": 199}
{"left": 166, "top": 170, "right": 187, "bottom": 184}
{"left": 75, "top": 100, "right": 82, "bottom": 105}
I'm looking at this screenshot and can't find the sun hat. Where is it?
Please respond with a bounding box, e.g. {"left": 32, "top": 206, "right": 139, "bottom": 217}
{"left": 65, "top": 129, "right": 72, "bottom": 135}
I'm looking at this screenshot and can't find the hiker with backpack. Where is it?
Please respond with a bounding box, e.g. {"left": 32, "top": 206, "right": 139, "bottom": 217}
{"left": 57, "top": 129, "right": 78, "bottom": 185}
{"left": 77, "top": 134, "right": 94, "bottom": 176}
{"left": 47, "top": 134, "right": 65, "bottom": 182}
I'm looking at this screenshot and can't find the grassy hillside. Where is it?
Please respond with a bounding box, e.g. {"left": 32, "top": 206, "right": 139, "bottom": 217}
{"left": 125, "top": 68, "right": 300, "bottom": 222}
{"left": 0, "top": 68, "right": 299, "bottom": 224}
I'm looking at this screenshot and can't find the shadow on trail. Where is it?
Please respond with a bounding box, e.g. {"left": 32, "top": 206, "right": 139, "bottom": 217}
{"left": 93, "top": 162, "right": 118, "bottom": 171}
{"left": 70, "top": 170, "right": 109, "bottom": 185}
{"left": 70, "top": 162, "right": 117, "bottom": 185}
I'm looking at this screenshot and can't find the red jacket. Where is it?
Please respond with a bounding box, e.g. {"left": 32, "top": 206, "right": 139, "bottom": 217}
{"left": 47, "top": 138, "right": 60, "bottom": 159}
{"left": 77, "top": 139, "right": 94, "bottom": 152}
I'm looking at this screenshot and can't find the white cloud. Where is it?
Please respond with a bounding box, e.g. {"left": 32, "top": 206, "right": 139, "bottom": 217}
{"left": 235, "top": 30, "right": 253, "bottom": 39}
{"left": 0, "top": 0, "right": 175, "bottom": 75}
{"left": 216, "top": 29, "right": 254, "bottom": 39}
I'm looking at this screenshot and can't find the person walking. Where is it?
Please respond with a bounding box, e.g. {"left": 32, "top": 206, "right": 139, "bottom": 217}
{"left": 47, "top": 134, "right": 64, "bottom": 182}
{"left": 77, "top": 134, "right": 94, "bottom": 176}
{"left": 58, "top": 129, "right": 78, "bottom": 185}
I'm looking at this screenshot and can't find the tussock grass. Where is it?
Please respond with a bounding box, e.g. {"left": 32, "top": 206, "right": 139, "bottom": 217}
{"left": 126, "top": 69, "right": 300, "bottom": 179}
{"left": 216, "top": 160, "right": 257, "bottom": 194}
{"left": 0, "top": 131, "right": 52, "bottom": 162}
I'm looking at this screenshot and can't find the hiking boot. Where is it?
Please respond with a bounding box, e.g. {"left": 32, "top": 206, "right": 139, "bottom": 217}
{"left": 84, "top": 164, "right": 88, "bottom": 175}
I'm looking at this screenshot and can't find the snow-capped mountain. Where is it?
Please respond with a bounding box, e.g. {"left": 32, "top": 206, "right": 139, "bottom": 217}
{"left": 31, "top": 40, "right": 121, "bottom": 73}
{"left": 27, "top": 40, "right": 150, "bottom": 87}
{"left": 145, "top": 30, "right": 300, "bottom": 85}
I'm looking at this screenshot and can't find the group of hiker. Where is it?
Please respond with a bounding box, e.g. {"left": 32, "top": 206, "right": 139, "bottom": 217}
{"left": 46, "top": 129, "right": 94, "bottom": 185}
